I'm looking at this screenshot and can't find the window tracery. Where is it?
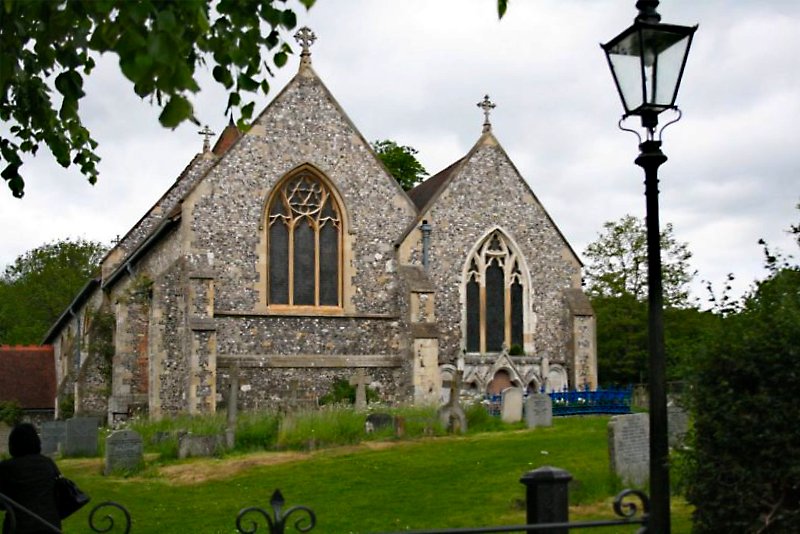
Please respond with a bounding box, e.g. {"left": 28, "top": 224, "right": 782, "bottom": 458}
{"left": 465, "top": 230, "right": 526, "bottom": 353}
{"left": 267, "top": 171, "right": 342, "bottom": 308}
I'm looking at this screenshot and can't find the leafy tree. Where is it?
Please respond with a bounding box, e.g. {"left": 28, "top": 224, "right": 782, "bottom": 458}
{"left": 584, "top": 215, "right": 696, "bottom": 308}
{"left": 0, "top": 0, "right": 315, "bottom": 198}
{"left": 372, "top": 140, "right": 429, "bottom": 191}
{"left": 681, "top": 241, "right": 800, "bottom": 532}
{"left": 0, "top": 238, "right": 106, "bottom": 344}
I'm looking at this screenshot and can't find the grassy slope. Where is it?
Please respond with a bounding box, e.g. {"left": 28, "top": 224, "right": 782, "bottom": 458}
{"left": 57, "top": 416, "right": 691, "bottom": 533}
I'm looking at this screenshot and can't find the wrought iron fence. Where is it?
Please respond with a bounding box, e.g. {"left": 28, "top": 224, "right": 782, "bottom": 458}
{"left": 0, "top": 492, "right": 131, "bottom": 534}
{"left": 486, "top": 387, "right": 632, "bottom": 418}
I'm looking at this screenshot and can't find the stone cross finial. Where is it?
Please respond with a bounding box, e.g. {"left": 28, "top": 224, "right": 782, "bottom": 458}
{"left": 294, "top": 26, "right": 316, "bottom": 57}
{"left": 198, "top": 125, "right": 215, "bottom": 153}
{"left": 477, "top": 95, "right": 496, "bottom": 133}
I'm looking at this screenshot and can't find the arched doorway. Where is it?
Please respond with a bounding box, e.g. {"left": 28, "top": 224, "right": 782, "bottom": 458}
{"left": 487, "top": 370, "right": 513, "bottom": 396}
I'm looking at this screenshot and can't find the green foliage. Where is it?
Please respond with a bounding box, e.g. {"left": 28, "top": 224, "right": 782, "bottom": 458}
{"left": 508, "top": 343, "right": 524, "bottom": 356}
{"left": 0, "top": 400, "right": 23, "bottom": 425}
{"left": 681, "top": 242, "right": 800, "bottom": 532}
{"left": 592, "top": 293, "right": 715, "bottom": 385}
{"left": 372, "top": 139, "right": 429, "bottom": 191}
{"left": 85, "top": 306, "right": 116, "bottom": 385}
{"left": 0, "top": 0, "right": 315, "bottom": 197}
{"left": 277, "top": 406, "right": 365, "bottom": 449}
{"left": 584, "top": 215, "right": 696, "bottom": 307}
{"left": 0, "top": 238, "right": 106, "bottom": 344}
{"left": 59, "top": 392, "right": 75, "bottom": 420}
{"left": 318, "top": 377, "right": 379, "bottom": 406}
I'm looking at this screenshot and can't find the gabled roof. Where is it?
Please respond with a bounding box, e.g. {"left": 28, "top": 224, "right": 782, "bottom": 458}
{"left": 396, "top": 131, "right": 583, "bottom": 267}
{"left": 0, "top": 345, "right": 56, "bottom": 410}
{"left": 408, "top": 157, "right": 464, "bottom": 210}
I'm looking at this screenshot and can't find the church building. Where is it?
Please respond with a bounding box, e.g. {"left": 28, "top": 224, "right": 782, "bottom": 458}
{"left": 43, "top": 28, "right": 597, "bottom": 421}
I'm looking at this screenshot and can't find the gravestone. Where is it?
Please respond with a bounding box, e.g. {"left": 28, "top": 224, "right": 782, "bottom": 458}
{"left": 393, "top": 416, "right": 405, "bottom": 438}
{"left": 64, "top": 417, "right": 99, "bottom": 457}
{"left": 667, "top": 406, "right": 689, "bottom": 448}
{"left": 500, "top": 387, "right": 523, "bottom": 424}
{"left": 365, "top": 413, "right": 393, "bottom": 434}
{"left": 0, "top": 423, "right": 11, "bottom": 455}
{"left": 178, "top": 433, "right": 224, "bottom": 459}
{"left": 437, "top": 370, "right": 467, "bottom": 434}
{"left": 525, "top": 393, "right": 553, "bottom": 429}
{"left": 226, "top": 363, "right": 240, "bottom": 449}
{"left": 41, "top": 421, "right": 67, "bottom": 456}
{"left": 104, "top": 430, "right": 143, "bottom": 474}
{"left": 349, "top": 369, "right": 371, "bottom": 410}
{"left": 608, "top": 413, "right": 649, "bottom": 486}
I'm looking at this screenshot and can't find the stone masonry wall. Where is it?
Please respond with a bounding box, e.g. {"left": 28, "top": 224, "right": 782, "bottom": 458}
{"left": 186, "top": 68, "right": 417, "bottom": 315}
{"left": 417, "top": 137, "right": 582, "bottom": 366}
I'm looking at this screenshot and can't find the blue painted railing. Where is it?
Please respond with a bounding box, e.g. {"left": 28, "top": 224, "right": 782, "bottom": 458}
{"left": 485, "top": 387, "right": 632, "bottom": 417}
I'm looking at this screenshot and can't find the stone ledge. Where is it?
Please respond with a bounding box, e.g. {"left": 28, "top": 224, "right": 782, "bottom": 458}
{"left": 188, "top": 270, "right": 215, "bottom": 279}
{"left": 189, "top": 318, "right": 217, "bottom": 331}
{"left": 410, "top": 322, "right": 439, "bottom": 339}
{"left": 218, "top": 354, "right": 403, "bottom": 368}
{"left": 215, "top": 309, "right": 399, "bottom": 320}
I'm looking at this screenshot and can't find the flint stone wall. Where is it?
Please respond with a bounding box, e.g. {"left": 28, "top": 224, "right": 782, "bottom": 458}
{"left": 186, "top": 70, "right": 417, "bottom": 315}
{"left": 412, "top": 142, "right": 582, "bottom": 363}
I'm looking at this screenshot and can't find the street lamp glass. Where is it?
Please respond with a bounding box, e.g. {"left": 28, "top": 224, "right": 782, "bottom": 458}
{"left": 603, "top": 22, "right": 697, "bottom": 117}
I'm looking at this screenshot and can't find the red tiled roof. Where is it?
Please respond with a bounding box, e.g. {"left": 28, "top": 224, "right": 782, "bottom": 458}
{"left": 0, "top": 345, "right": 56, "bottom": 410}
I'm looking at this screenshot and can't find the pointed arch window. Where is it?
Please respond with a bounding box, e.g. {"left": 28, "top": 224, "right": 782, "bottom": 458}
{"left": 465, "top": 231, "right": 525, "bottom": 353}
{"left": 267, "top": 170, "right": 342, "bottom": 308}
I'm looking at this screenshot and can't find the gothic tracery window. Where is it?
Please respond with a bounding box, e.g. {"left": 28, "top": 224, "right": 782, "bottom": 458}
{"left": 267, "top": 170, "right": 342, "bottom": 308}
{"left": 465, "top": 231, "right": 525, "bottom": 353}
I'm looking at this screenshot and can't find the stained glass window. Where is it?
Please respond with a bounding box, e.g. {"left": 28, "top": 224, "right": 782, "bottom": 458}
{"left": 464, "top": 231, "right": 528, "bottom": 353}
{"left": 267, "top": 170, "right": 342, "bottom": 308}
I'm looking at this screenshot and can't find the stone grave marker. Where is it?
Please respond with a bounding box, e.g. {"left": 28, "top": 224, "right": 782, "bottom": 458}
{"left": 608, "top": 413, "right": 649, "bottom": 486}
{"left": 349, "top": 369, "right": 371, "bottom": 409}
{"left": 525, "top": 393, "right": 553, "bottom": 429}
{"left": 178, "top": 433, "right": 224, "bottom": 459}
{"left": 41, "top": 421, "right": 67, "bottom": 456}
{"left": 500, "top": 387, "right": 523, "bottom": 424}
{"left": 365, "top": 413, "right": 393, "bottom": 434}
{"left": 437, "top": 370, "right": 467, "bottom": 434}
{"left": 0, "top": 422, "right": 11, "bottom": 455}
{"left": 668, "top": 406, "right": 689, "bottom": 448}
{"left": 104, "top": 430, "right": 143, "bottom": 475}
{"left": 64, "top": 417, "right": 99, "bottom": 457}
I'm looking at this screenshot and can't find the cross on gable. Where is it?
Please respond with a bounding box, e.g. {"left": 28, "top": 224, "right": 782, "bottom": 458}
{"left": 198, "top": 125, "right": 215, "bottom": 153}
{"left": 294, "top": 27, "right": 317, "bottom": 56}
{"left": 477, "top": 95, "right": 496, "bottom": 133}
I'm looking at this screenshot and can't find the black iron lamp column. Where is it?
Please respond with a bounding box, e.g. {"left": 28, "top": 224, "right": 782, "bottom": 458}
{"left": 601, "top": 1, "right": 697, "bottom": 533}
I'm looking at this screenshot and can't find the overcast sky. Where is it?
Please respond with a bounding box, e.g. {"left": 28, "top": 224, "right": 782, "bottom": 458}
{"left": 1, "top": 0, "right": 798, "bottom": 304}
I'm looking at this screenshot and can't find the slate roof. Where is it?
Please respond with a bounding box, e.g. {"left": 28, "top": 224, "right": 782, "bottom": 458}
{"left": 408, "top": 157, "right": 464, "bottom": 211}
{"left": 0, "top": 345, "right": 56, "bottom": 410}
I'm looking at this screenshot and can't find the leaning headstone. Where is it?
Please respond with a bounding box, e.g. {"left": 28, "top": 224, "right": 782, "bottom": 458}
{"left": 178, "top": 433, "right": 224, "bottom": 459}
{"left": 0, "top": 423, "right": 11, "bottom": 455}
{"left": 64, "top": 417, "right": 99, "bottom": 457}
{"left": 365, "top": 413, "right": 393, "bottom": 434}
{"left": 104, "top": 430, "right": 143, "bottom": 475}
{"left": 41, "top": 421, "right": 67, "bottom": 456}
{"left": 667, "top": 406, "right": 689, "bottom": 448}
{"left": 608, "top": 413, "right": 650, "bottom": 486}
{"left": 500, "top": 387, "right": 523, "bottom": 424}
{"left": 525, "top": 393, "right": 553, "bottom": 429}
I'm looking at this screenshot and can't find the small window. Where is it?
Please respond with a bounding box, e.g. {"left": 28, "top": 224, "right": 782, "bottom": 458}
{"left": 267, "top": 170, "right": 342, "bottom": 308}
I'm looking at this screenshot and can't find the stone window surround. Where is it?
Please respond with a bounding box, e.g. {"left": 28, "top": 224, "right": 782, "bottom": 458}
{"left": 460, "top": 226, "right": 534, "bottom": 355}
{"left": 257, "top": 163, "right": 352, "bottom": 314}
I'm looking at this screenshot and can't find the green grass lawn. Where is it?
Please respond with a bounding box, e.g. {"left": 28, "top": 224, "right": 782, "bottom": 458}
{"left": 45, "top": 415, "right": 694, "bottom": 533}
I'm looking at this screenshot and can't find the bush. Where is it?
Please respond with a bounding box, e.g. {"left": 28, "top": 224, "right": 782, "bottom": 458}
{"left": 318, "top": 377, "right": 379, "bottom": 406}
{"left": 680, "top": 266, "right": 800, "bottom": 533}
{"left": 0, "top": 400, "right": 23, "bottom": 426}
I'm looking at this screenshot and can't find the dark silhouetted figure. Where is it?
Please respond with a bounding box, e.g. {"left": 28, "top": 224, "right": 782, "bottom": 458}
{"left": 0, "top": 423, "right": 61, "bottom": 533}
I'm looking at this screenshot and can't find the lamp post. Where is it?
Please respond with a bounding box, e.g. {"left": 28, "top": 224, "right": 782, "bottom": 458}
{"left": 601, "top": 2, "right": 697, "bottom": 533}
